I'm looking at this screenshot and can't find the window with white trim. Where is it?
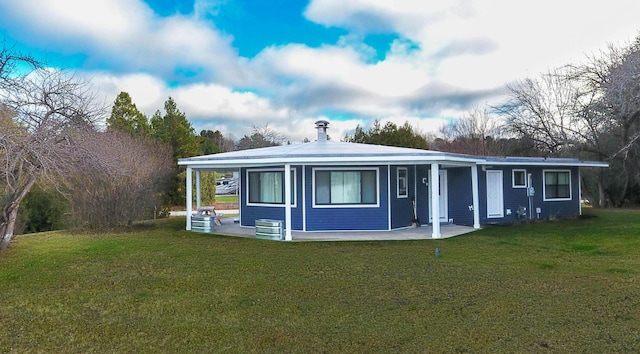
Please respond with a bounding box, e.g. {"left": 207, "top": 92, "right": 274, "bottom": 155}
{"left": 512, "top": 169, "right": 526, "bottom": 188}
{"left": 314, "top": 168, "right": 378, "bottom": 206}
{"left": 247, "top": 169, "right": 295, "bottom": 206}
{"left": 397, "top": 167, "right": 408, "bottom": 198}
{"left": 543, "top": 170, "right": 571, "bottom": 201}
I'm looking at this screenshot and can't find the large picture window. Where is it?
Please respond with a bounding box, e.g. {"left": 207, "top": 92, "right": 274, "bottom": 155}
{"left": 544, "top": 170, "right": 571, "bottom": 201}
{"left": 314, "top": 168, "right": 378, "bottom": 206}
{"left": 247, "top": 169, "right": 295, "bottom": 206}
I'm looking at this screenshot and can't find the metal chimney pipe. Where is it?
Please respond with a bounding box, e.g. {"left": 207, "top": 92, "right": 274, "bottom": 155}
{"left": 315, "top": 120, "right": 329, "bottom": 142}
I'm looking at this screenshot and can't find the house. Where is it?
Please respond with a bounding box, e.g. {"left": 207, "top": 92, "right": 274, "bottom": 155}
{"left": 177, "top": 120, "right": 608, "bottom": 240}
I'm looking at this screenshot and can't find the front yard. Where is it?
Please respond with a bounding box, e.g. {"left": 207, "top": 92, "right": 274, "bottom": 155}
{"left": 1, "top": 208, "right": 638, "bottom": 352}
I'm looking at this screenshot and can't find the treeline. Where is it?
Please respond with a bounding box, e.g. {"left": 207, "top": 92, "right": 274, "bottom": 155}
{"left": 10, "top": 88, "right": 287, "bottom": 236}
{"left": 4, "top": 32, "right": 640, "bottom": 247}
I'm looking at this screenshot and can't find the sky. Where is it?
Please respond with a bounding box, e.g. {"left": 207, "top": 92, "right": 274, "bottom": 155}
{"left": 1, "top": 0, "right": 639, "bottom": 143}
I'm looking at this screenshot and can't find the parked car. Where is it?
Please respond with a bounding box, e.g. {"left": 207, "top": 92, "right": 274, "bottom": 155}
{"left": 216, "top": 178, "right": 238, "bottom": 195}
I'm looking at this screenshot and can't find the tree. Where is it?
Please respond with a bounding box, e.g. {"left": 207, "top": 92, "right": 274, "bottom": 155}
{"left": 436, "top": 106, "right": 504, "bottom": 155}
{"left": 149, "top": 97, "right": 200, "bottom": 206}
{"left": 106, "top": 91, "right": 150, "bottom": 136}
{"left": 150, "top": 97, "right": 200, "bottom": 161}
{"left": 62, "top": 129, "right": 173, "bottom": 229}
{"left": 343, "top": 120, "right": 429, "bottom": 149}
{"left": 1, "top": 47, "right": 102, "bottom": 250}
{"left": 235, "top": 124, "right": 284, "bottom": 150}
{"left": 497, "top": 34, "right": 640, "bottom": 207}
{"left": 199, "top": 129, "right": 225, "bottom": 154}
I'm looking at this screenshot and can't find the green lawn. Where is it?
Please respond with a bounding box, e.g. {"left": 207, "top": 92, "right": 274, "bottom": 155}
{"left": 1, "top": 209, "right": 639, "bottom": 353}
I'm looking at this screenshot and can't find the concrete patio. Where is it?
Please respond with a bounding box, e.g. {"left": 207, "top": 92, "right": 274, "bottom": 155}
{"left": 206, "top": 216, "right": 479, "bottom": 241}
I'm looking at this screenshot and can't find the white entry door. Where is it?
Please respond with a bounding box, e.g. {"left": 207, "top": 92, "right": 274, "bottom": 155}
{"left": 429, "top": 170, "right": 448, "bottom": 223}
{"left": 486, "top": 170, "right": 504, "bottom": 218}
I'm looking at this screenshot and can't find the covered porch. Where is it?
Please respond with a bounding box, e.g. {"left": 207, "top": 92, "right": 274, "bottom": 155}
{"left": 207, "top": 217, "right": 479, "bottom": 241}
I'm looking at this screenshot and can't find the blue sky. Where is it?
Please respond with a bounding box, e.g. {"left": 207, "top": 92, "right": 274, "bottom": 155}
{"left": 1, "top": 0, "right": 639, "bottom": 142}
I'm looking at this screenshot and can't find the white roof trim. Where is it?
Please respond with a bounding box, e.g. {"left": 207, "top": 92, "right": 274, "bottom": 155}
{"left": 177, "top": 141, "right": 608, "bottom": 169}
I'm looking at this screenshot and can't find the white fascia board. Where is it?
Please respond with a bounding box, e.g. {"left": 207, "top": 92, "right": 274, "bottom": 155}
{"left": 179, "top": 155, "right": 483, "bottom": 168}
{"left": 477, "top": 160, "right": 609, "bottom": 168}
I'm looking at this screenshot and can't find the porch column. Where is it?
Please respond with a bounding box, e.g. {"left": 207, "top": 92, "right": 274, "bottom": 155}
{"left": 186, "top": 167, "right": 193, "bottom": 230}
{"left": 430, "top": 163, "right": 441, "bottom": 238}
{"left": 195, "top": 170, "right": 201, "bottom": 210}
{"left": 284, "top": 163, "right": 292, "bottom": 241}
{"left": 471, "top": 164, "right": 480, "bottom": 229}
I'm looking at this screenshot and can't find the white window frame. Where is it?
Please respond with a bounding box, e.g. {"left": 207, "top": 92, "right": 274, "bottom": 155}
{"left": 543, "top": 169, "right": 572, "bottom": 201}
{"left": 512, "top": 169, "right": 527, "bottom": 188}
{"left": 246, "top": 168, "right": 297, "bottom": 207}
{"left": 312, "top": 167, "right": 380, "bottom": 208}
{"left": 397, "top": 167, "right": 408, "bottom": 198}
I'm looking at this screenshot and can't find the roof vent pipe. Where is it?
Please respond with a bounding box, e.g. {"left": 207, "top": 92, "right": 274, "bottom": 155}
{"left": 315, "top": 120, "right": 329, "bottom": 142}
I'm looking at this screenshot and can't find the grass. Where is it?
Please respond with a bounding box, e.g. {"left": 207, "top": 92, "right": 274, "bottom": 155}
{"left": 215, "top": 194, "right": 238, "bottom": 203}
{"left": 1, "top": 208, "right": 639, "bottom": 353}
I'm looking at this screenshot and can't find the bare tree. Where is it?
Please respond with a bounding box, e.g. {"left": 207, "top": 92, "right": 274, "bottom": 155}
{"left": 1, "top": 47, "right": 102, "bottom": 250}
{"left": 62, "top": 129, "right": 174, "bottom": 229}
{"left": 496, "top": 67, "right": 590, "bottom": 155}
{"left": 235, "top": 124, "right": 284, "bottom": 150}
{"left": 437, "top": 106, "right": 504, "bottom": 155}
{"left": 497, "top": 34, "right": 640, "bottom": 207}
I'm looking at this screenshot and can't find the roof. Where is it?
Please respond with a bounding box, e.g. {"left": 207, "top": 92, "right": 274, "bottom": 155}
{"left": 178, "top": 140, "right": 609, "bottom": 169}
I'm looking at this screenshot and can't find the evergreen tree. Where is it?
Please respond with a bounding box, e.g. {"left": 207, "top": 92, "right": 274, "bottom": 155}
{"left": 344, "top": 120, "right": 429, "bottom": 150}
{"left": 150, "top": 97, "right": 200, "bottom": 161}
{"left": 106, "top": 92, "right": 150, "bottom": 136}
{"left": 199, "top": 129, "right": 225, "bottom": 155}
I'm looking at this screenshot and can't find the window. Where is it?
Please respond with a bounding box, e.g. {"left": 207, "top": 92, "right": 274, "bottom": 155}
{"left": 512, "top": 169, "right": 526, "bottom": 188}
{"left": 247, "top": 169, "right": 295, "bottom": 206}
{"left": 544, "top": 170, "right": 571, "bottom": 201}
{"left": 397, "top": 167, "right": 408, "bottom": 198}
{"left": 314, "top": 168, "right": 378, "bottom": 207}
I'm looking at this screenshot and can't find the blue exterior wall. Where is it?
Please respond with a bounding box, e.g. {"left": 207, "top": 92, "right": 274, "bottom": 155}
{"left": 239, "top": 166, "right": 303, "bottom": 229}
{"left": 239, "top": 163, "right": 583, "bottom": 231}
{"left": 447, "top": 167, "right": 475, "bottom": 226}
{"left": 478, "top": 166, "right": 581, "bottom": 223}
{"left": 415, "top": 165, "right": 430, "bottom": 224}
{"left": 413, "top": 166, "right": 475, "bottom": 226}
{"left": 390, "top": 165, "right": 416, "bottom": 229}
{"left": 304, "top": 165, "right": 389, "bottom": 231}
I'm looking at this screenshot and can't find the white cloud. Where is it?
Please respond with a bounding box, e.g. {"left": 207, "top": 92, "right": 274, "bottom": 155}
{"left": 0, "top": 0, "right": 243, "bottom": 83}
{"left": 3, "top": 0, "right": 639, "bottom": 146}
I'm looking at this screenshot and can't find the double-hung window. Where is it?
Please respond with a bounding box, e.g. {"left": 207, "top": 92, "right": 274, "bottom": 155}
{"left": 247, "top": 169, "right": 295, "bottom": 206}
{"left": 543, "top": 170, "right": 571, "bottom": 201}
{"left": 314, "top": 168, "right": 378, "bottom": 207}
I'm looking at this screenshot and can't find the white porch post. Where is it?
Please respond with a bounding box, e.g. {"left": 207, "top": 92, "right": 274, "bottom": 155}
{"left": 430, "top": 163, "right": 441, "bottom": 238}
{"left": 471, "top": 164, "right": 480, "bottom": 229}
{"left": 186, "top": 167, "right": 193, "bottom": 230}
{"left": 284, "top": 163, "right": 292, "bottom": 241}
{"left": 195, "top": 170, "right": 202, "bottom": 210}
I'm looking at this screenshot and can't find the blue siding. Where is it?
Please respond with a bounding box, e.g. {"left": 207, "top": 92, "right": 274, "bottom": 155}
{"left": 415, "top": 165, "right": 430, "bottom": 224}
{"left": 390, "top": 166, "right": 415, "bottom": 229}
{"left": 239, "top": 166, "right": 303, "bottom": 229}
{"left": 481, "top": 166, "right": 581, "bottom": 223}
{"left": 304, "top": 165, "right": 389, "bottom": 231}
{"left": 447, "top": 167, "right": 474, "bottom": 226}
{"left": 239, "top": 164, "right": 583, "bottom": 231}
